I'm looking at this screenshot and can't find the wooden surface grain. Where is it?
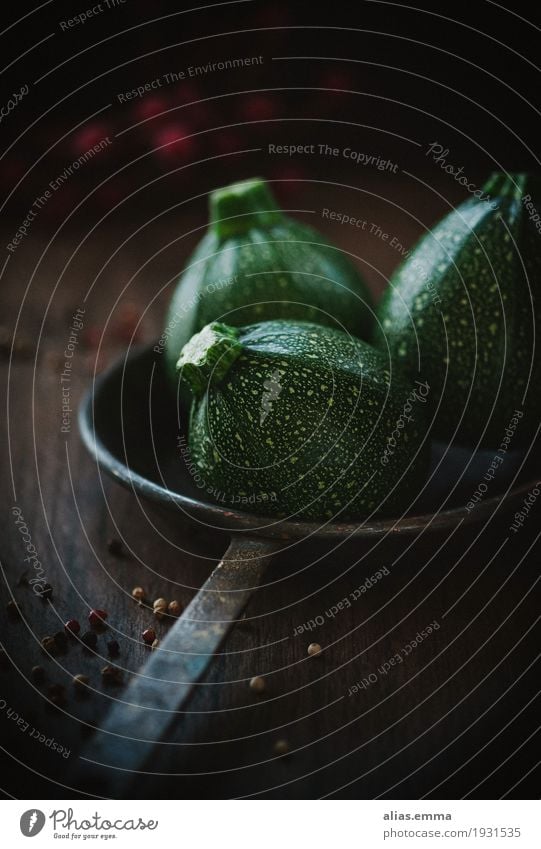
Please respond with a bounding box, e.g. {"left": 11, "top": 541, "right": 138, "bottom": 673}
{"left": 1, "top": 187, "right": 540, "bottom": 799}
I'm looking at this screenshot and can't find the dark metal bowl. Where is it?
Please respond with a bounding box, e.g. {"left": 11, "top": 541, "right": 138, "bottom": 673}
{"left": 76, "top": 344, "right": 541, "bottom": 797}
{"left": 78, "top": 345, "right": 539, "bottom": 542}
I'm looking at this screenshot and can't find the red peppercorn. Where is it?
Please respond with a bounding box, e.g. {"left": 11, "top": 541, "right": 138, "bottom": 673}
{"left": 47, "top": 683, "right": 67, "bottom": 708}
{"left": 142, "top": 628, "right": 156, "bottom": 645}
{"left": 131, "top": 94, "right": 168, "bottom": 122}
{"left": 53, "top": 631, "right": 68, "bottom": 651}
{"left": 101, "top": 665, "right": 123, "bottom": 685}
{"left": 64, "top": 619, "right": 80, "bottom": 636}
{"left": 152, "top": 123, "right": 194, "bottom": 163}
{"left": 107, "top": 639, "right": 120, "bottom": 657}
{"left": 7, "top": 600, "right": 22, "bottom": 618}
{"left": 81, "top": 631, "right": 98, "bottom": 650}
{"left": 107, "top": 538, "right": 124, "bottom": 558}
{"left": 71, "top": 122, "right": 110, "bottom": 156}
{"left": 88, "top": 609, "right": 108, "bottom": 627}
{"left": 31, "top": 665, "right": 45, "bottom": 683}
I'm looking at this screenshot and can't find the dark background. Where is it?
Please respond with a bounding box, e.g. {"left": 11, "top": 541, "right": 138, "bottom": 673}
{"left": 0, "top": 0, "right": 540, "bottom": 800}
{"left": 2, "top": 0, "right": 540, "bottom": 222}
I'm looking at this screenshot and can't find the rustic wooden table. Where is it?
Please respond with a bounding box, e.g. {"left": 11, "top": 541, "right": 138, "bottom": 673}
{"left": 1, "top": 186, "right": 540, "bottom": 799}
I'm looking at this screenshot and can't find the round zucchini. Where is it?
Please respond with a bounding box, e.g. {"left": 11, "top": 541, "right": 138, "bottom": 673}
{"left": 164, "top": 178, "right": 374, "bottom": 383}
{"left": 375, "top": 173, "right": 541, "bottom": 448}
{"left": 177, "top": 320, "right": 430, "bottom": 521}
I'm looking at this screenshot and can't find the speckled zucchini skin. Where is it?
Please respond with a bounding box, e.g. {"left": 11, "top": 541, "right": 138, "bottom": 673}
{"left": 374, "top": 173, "right": 541, "bottom": 448}
{"left": 182, "top": 321, "right": 430, "bottom": 521}
{"left": 164, "top": 179, "right": 373, "bottom": 382}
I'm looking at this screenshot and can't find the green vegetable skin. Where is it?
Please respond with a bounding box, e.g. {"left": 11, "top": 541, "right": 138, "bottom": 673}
{"left": 178, "top": 320, "right": 430, "bottom": 521}
{"left": 164, "top": 178, "right": 374, "bottom": 382}
{"left": 375, "top": 173, "right": 541, "bottom": 448}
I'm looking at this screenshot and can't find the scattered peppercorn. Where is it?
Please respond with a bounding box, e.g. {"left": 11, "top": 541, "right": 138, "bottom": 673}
{"left": 107, "top": 538, "right": 124, "bottom": 558}
{"left": 73, "top": 673, "right": 89, "bottom": 692}
{"left": 107, "top": 639, "right": 120, "bottom": 657}
{"left": 153, "top": 597, "right": 168, "bottom": 620}
{"left": 47, "top": 683, "right": 67, "bottom": 707}
{"left": 31, "top": 665, "right": 45, "bottom": 683}
{"left": 273, "top": 739, "right": 290, "bottom": 756}
{"left": 101, "top": 665, "right": 123, "bottom": 685}
{"left": 64, "top": 619, "right": 80, "bottom": 636}
{"left": 53, "top": 631, "right": 68, "bottom": 651}
{"left": 131, "top": 586, "right": 146, "bottom": 602}
{"left": 249, "top": 676, "right": 266, "bottom": 694}
{"left": 142, "top": 628, "right": 156, "bottom": 645}
{"left": 39, "top": 583, "right": 53, "bottom": 599}
{"left": 88, "top": 608, "right": 108, "bottom": 628}
{"left": 307, "top": 643, "right": 322, "bottom": 657}
{"left": 81, "top": 631, "right": 98, "bottom": 650}
{"left": 7, "top": 599, "right": 22, "bottom": 618}
{"left": 41, "top": 636, "right": 58, "bottom": 655}
{"left": 168, "top": 600, "right": 182, "bottom": 617}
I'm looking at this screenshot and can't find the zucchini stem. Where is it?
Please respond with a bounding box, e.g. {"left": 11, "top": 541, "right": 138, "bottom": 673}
{"left": 209, "top": 178, "right": 282, "bottom": 239}
{"left": 176, "top": 322, "right": 243, "bottom": 396}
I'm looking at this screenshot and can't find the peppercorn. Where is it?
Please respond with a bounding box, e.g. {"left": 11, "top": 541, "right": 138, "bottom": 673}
{"left": 41, "top": 636, "right": 58, "bottom": 655}
{"left": 53, "top": 631, "right": 68, "bottom": 651}
{"left": 273, "top": 739, "right": 290, "bottom": 756}
{"left": 153, "top": 597, "right": 168, "bottom": 620}
{"left": 307, "top": 643, "right": 322, "bottom": 657}
{"left": 131, "top": 586, "right": 146, "bottom": 602}
{"left": 47, "top": 683, "right": 66, "bottom": 707}
{"left": 7, "top": 599, "right": 22, "bottom": 618}
{"left": 64, "top": 619, "right": 80, "bottom": 636}
{"left": 39, "top": 583, "right": 53, "bottom": 599}
{"left": 168, "top": 600, "right": 182, "bottom": 617}
{"left": 107, "top": 639, "right": 120, "bottom": 657}
{"left": 249, "top": 676, "right": 266, "bottom": 694}
{"left": 107, "top": 538, "right": 124, "bottom": 558}
{"left": 88, "top": 608, "right": 108, "bottom": 628}
{"left": 142, "top": 628, "right": 156, "bottom": 645}
{"left": 101, "top": 665, "right": 123, "bottom": 685}
{"left": 73, "top": 673, "right": 89, "bottom": 692}
{"left": 31, "top": 665, "right": 45, "bottom": 683}
{"left": 81, "top": 631, "right": 98, "bottom": 650}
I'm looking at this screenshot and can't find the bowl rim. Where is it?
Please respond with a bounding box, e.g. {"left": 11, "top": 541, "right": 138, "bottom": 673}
{"left": 78, "top": 345, "right": 539, "bottom": 541}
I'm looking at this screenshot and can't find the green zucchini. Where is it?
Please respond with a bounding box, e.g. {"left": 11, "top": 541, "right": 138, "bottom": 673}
{"left": 178, "top": 320, "right": 430, "bottom": 520}
{"left": 163, "top": 178, "right": 373, "bottom": 383}
{"left": 374, "top": 173, "right": 541, "bottom": 448}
